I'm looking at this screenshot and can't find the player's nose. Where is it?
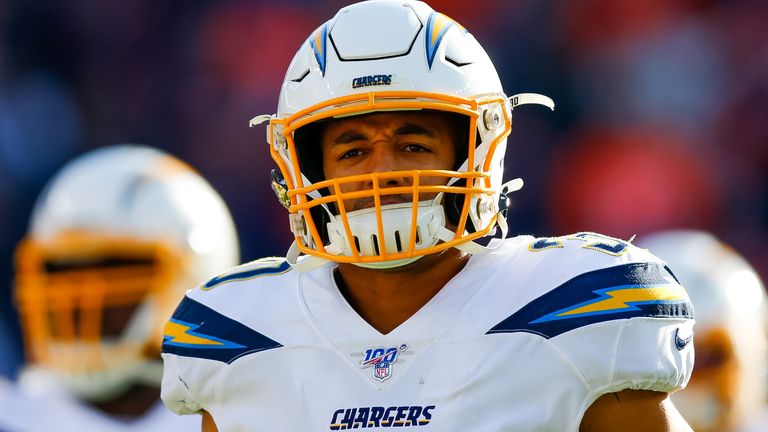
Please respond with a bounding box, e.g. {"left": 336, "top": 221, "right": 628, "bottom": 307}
{"left": 365, "top": 146, "right": 409, "bottom": 188}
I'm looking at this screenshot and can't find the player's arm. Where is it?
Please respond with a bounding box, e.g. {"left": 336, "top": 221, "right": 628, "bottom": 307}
{"left": 202, "top": 410, "right": 219, "bottom": 432}
{"left": 579, "top": 389, "right": 692, "bottom": 432}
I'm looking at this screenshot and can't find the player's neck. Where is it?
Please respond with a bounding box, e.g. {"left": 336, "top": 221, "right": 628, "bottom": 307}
{"left": 334, "top": 248, "right": 470, "bottom": 334}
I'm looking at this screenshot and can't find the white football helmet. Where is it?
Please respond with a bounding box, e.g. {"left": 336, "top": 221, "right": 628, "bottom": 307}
{"left": 638, "top": 230, "right": 768, "bottom": 432}
{"left": 251, "top": 0, "right": 553, "bottom": 270}
{"left": 14, "top": 145, "right": 239, "bottom": 402}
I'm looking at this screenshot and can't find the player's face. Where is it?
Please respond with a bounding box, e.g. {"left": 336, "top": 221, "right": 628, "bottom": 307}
{"left": 321, "top": 111, "right": 457, "bottom": 212}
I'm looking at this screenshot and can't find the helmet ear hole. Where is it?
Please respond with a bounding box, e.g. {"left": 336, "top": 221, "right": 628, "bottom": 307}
{"left": 445, "top": 123, "right": 479, "bottom": 234}
{"left": 294, "top": 120, "right": 329, "bottom": 185}
{"left": 444, "top": 181, "right": 477, "bottom": 234}
{"left": 448, "top": 113, "right": 470, "bottom": 171}
{"left": 308, "top": 205, "right": 331, "bottom": 246}
{"left": 293, "top": 121, "right": 334, "bottom": 247}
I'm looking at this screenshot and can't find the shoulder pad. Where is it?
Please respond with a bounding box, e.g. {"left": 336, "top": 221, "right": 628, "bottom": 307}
{"left": 527, "top": 232, "right": 637, "bottom": 257}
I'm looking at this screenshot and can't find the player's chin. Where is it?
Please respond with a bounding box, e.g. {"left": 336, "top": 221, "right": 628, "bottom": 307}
{"left": 376, "top": 246, "right": 459, "bottom": 274}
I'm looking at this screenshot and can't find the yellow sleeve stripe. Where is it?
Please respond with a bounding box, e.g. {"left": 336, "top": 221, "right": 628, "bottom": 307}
{"left": 558, "top": 284, "right": 689, "bottom": 317}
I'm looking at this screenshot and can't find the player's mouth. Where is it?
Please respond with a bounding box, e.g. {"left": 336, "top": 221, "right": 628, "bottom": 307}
{"left": 344, "top": 194, "right": 415, "bottom": 212}
{"left": 344, "top": 194, "right": 435, "bottom": 212}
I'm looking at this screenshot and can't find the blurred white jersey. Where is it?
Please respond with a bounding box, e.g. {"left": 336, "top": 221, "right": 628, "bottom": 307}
{"left": 161, "top": 233, "right": 694, "bottom": 431}
{"left": 741, "top": 408, "right": 768, "bottom": 432}
{"left": 0, "top": 369, "right": 199, "bottom": 432}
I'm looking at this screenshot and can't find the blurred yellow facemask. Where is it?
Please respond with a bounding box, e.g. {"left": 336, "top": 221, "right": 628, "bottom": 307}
{"left": 673, "top": 328, "right": 738, "bottom": 432}
{"left": 14, "top": 232, "right": 182, "bottom": 375}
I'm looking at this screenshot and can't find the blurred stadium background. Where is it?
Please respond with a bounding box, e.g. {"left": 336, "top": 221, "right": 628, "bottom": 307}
{"left": 1, "top": 0, "right": 766, "bottom": 378}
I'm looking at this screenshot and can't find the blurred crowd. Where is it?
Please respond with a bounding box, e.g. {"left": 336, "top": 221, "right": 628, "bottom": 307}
{"left": 1, "top": 0, "right": 766, "bottom": 381}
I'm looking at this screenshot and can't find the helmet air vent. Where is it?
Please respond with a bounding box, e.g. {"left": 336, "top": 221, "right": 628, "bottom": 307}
{"left": 353, "top": 236, "right": 361, "bottom": 255}
{"left": 445, "top": 56, "right": 472, "bottom": 68}
{"left": 290, "top": 69, "right": 311, "bottom": 83}
{"left": 371, "top": 234, "right": 380, "bottom": 256}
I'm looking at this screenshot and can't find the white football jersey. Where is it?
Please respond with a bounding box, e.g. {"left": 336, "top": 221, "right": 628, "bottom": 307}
{"left": 161, "top": 233, "right": 694, "bottom": 431}
{"left": 0, "top": 369, "right": 200, "bottom": 432}
{"left": 740, "top": 407, "right": 768, "bottom": 432}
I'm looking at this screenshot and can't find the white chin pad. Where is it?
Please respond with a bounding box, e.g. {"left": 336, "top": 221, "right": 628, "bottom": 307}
{"left": 326, "top": 202, "right": 446, "bottom": 259}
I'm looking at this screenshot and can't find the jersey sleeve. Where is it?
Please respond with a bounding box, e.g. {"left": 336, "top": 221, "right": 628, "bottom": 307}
{"left": 543, "top": 257, "right": 695, "bottom": 400}
{"left": 161, "top": 350, "right": 220, "bottom": 415}
{"left": 611, "top": 316, "right": 694, "bottom": 392}
{"left": 160, "top": 294, "right": 233, "bottom": 416}
{"left": 551, "top": 312, "right": 694, "bottom": 396}
{"left": 488, "top": 235, "right": 695, "bottom": 402}
{"left": 161, "top": 258, "right": 291, "bottom": 415}
{"left": 160, "top": 293, "right": 284, "bottom": 415}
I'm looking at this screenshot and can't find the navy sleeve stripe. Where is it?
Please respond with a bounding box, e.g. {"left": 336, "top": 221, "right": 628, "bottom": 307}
{"left": 486, "top": 262, "right": 693, "bottom": 339}
{"left": 203, "top": 259, "right": 291, "bottom": 289}
{"left": 162, "top": 296, "right": 282, "bottom": 364}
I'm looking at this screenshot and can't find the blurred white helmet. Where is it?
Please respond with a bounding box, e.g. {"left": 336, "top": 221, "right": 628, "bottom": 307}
{"left": 638, "top": 230, "right": 768, "bottom": 432}
{"left": 14, "top": 145, "right": 239, "bottom": 402}
{"left": 251, "top": 0, "right": 553, "bottom": 270}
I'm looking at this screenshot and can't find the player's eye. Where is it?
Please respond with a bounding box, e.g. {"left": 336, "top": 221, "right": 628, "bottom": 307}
{"left": 402, "top": 143, "right": 430, "bottom": 153}
{"left": 339, "top": 148, "right": 366, "bottom": 160}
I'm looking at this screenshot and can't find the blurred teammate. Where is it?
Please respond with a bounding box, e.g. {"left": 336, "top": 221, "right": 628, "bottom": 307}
{"left": 638, "top": 230, "right": 768, "bottom": 432}
{"left": 0, "top": 145, "right": 239, "bottom": 431}
{"left": 161, "top": 1, "right": 694, "bottom": 430}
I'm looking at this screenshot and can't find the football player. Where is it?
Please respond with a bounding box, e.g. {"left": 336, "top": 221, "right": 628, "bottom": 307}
{"left": 638, "top": 230, "right": 768, "bottom": 432}
{"left": 161, "top": 1, "right": 695, "bottom": 430}
{"left": 0, "top": 145, "right": 239, "bottom": 431}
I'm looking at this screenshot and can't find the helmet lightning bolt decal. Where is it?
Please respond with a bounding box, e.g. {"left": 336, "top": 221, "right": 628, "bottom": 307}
{"left": 310, "top": 24, "right": 329, "bottom": 76}
{"left": 530, "top": 284, "right": 690, "bottom": 324}
{"left": 163, "top": 319, "right": 245, "bottom": 349}
{"left": 425, "top": 12, "right": 465, "bottom": 69}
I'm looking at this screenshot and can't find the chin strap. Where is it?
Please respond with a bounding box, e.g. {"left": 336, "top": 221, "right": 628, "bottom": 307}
{"left": 286, "top": 240, "right": 334, "bottom": 272}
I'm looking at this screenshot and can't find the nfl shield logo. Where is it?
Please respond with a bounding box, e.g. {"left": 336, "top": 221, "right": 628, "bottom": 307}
{"left": 359, "top": 344, "right": 407, "bottom": 382}
{"left": 374, "top": 360, "right": 391, "bottom": 381}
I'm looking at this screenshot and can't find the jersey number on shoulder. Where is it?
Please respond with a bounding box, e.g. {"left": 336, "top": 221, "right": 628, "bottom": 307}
{"left": 528, "top": 232, "right": 630, "bottom": 256}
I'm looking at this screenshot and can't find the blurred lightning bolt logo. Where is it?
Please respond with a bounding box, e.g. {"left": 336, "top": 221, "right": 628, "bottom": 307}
{"left": 531, "top": 284, "right": 689, "bottom": 324}
{"left": 163, "top": 319, "right": 245, "bottom": 349}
